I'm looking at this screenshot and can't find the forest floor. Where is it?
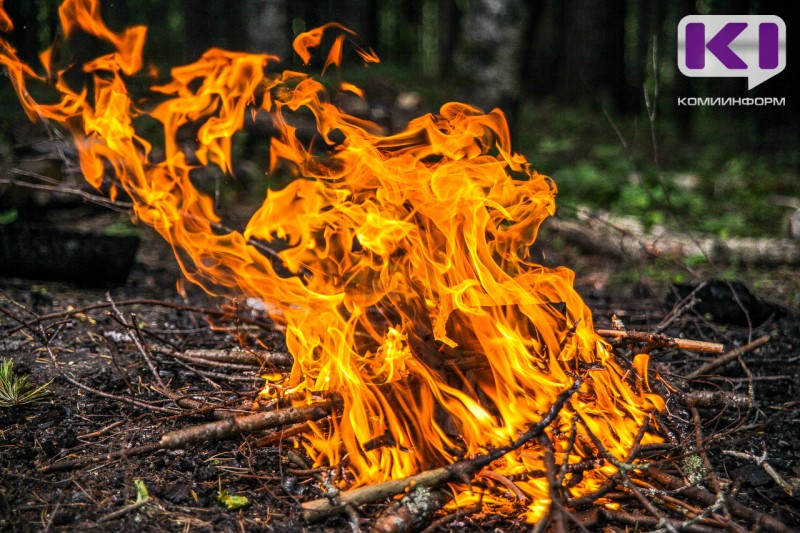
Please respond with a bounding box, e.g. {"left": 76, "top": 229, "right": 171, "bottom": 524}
{"left": 1, "top": 220, "right": 799, "bottom": 532}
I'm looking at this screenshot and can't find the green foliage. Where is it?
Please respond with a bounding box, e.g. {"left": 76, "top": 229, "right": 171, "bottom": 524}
{"left": 0, "top": 358, "right": 52, "bottom": 408}
{"left": 218, "top": 488, "right": 250, "bottom": 510}
{"left": 516, "top": 102, "right": 796, "bottom": 240}
{"left": 0, "top": 208, "right": 18, "bottom": 225}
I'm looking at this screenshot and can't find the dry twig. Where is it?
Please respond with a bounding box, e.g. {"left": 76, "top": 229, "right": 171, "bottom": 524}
{"left": 596, "top": 329, "right": 724, "bottom": 353}
{"left": 649, "top": 469, "right": 793, "bottom": 533}
{"left": 686, "top": 335, "right": 770, "bottom": 379}
{"left": 598, "top": 509, "right": 722, "bottom": 533}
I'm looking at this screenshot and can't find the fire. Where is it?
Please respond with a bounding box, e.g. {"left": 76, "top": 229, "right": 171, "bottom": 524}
{"left": 1, "top": 0, "right": 663, "bottom": 521}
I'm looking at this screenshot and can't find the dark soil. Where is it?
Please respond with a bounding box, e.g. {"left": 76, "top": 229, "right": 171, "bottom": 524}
{"left": 1, "top": 225, "right": 799, "bottom": 532}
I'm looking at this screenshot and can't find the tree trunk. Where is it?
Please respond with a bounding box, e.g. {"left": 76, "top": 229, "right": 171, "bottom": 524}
{"left": 247, "top": 0, "right": 291, "bottom": 60}
{"left": 561, "top": 0, "right": 626, "bottom": 110}
{"left": 452, "top": 0, "right": 529, "bottom": 113}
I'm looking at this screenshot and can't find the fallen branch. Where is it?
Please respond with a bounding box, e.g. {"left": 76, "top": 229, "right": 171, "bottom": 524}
{"left": 160, "top": 399, "right": 341, "bottom": 449}
{"left": 182, "top": 348, "right": 292, "bottom": 367}
{"left": 684, "top": 391, "right": 751, "bottom": 409}
{"left": 596, "top": 329, "right": 724, "bottom": 353}
{"left": 723, "top": 450, "right": 800, "bottom": 498}
{"left": 548, "top": 212, "right": 800, "bottom": 266}
{"left": 301, "top": 379, "right": 581, "bottom": 522}
{"left": 371, "top": 487, "right": 452, "bottom": 533}
{"left": 686, "top": 335, "right": 770, "bottom": 379}
{"left": 40, "top": 401, "right": 339, "bottom": 473}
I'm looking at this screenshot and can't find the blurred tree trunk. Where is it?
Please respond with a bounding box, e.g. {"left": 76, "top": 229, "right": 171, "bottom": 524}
{"left": 751, "top": 0, "right": 799, "bottom": 152}
{"left": 182, "top": 0, "right": 247, "bottom": 61}
{"left": 560, "top": 0, "right": 626, "bottom": 111}
{"left": 247, "top": 0, "right": 291, "bottom": 60}
{"left": 624, "top": 0, "right": 668, "bottom": 115}
{"left": 341, "top": 0, "right": 379, "bottom": 49}
{"left": 520, "top": 0, "right": 565, "bottom": 102}
{"left": 437, "top": 0, "right": 463, "bottom": 78}
{"left": 664, "top": 0, "right": 693, "bottom": 135}
{"left": 452, "top": 0, "right": 529, "bottom": 114}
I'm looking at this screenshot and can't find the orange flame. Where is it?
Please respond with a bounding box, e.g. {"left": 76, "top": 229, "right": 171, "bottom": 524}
{"left": 1, "top": 0, "right": 663, "bottom": 520}
{"left": 0, "top": 1, "right": 12, "bottom": 33}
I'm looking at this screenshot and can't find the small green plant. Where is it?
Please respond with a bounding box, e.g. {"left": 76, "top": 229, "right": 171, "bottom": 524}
{"left": 0, "top": 358, "right": 52, "bottom": 407}
{"left": 103, "top": 217, "right": 141, "bottom": 237}
{"left": 217, "top": 478, "right": 250, "bottom": 510}
{"left": 134, "top": 479, "right": 150, "bottom": 503}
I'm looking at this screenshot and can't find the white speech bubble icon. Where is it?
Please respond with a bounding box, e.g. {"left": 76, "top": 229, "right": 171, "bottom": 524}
{"left": 678, "top": 15, "right": 786, "bottom": 90}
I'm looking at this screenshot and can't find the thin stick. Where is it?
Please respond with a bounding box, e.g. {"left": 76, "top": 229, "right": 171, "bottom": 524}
{"left": 689, "top": 405, "right": 721, "bottom": 494}
{"left": 723, "top": 450, "right": 798, "bottom": 497}
{"left": 107, "top": 293, "right": 166, "bottom": 390}
{"left": 156, "top": 347, "right": 293, "bottom": 369}
{"left": 40, "top": 443, "right": 163, "bottom": 474}
{"left": 44, "top": 343, "right": 179, "bottom": 414}
{"left": 599, "top": 509, "right": 722, "bottom": 533}
{"left": 576, "top": 417, "right": 678, "bottom": 533}
{"left": 2, "top": 299, "right": 280, "bottom": 340}
{"left": 656, "top": 282, "right": 706, "bottom": 333}
{"left": 596, "top": 329, "right": 724, "bottom": 353}
{"left": 686, "top": 335, "right": 770, "bottom": 379}
{"left": 566, "top": 413, "right": 650, "bottom": 509}
{"left": 481, "top": 471, "right": 527, "bottom": 501}
{"left": 540, "top": 433, "right": 566, "bottom": 533}
{"left": 96, "top": 498, "right": 151, "bottom": 523}
{"left": 419, "top": 505, "right": 481, "bottom": 533}
{"left": 684, "top": 391, "right": 751, "bottom": 409}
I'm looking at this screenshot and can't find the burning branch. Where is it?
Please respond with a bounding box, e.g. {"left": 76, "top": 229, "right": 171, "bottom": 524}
{"left": 301, "top": 379, "right": 581, "bottom": 522}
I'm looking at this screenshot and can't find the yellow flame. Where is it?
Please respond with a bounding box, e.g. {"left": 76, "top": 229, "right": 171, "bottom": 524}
{"left": 0, "top": 0, "right": 663, "bottom": 520}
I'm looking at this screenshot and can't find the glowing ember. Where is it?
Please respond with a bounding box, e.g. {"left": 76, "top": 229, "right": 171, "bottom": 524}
{"left": 1, "top": 0, "right": 664, "bottom": 520}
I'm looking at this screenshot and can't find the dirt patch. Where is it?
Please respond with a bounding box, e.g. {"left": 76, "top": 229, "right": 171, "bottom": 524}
{"left": 1, "top": 229, "right": 799, "bottom": 531}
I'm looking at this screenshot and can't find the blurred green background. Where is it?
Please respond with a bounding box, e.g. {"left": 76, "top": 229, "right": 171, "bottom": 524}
{"left": 1, "top": 0, "right": 797, "bottom": 242}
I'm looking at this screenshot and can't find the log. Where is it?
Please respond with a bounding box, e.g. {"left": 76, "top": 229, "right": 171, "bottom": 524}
{"left": 547, "top": 213, "right": 800, "bottom": 266}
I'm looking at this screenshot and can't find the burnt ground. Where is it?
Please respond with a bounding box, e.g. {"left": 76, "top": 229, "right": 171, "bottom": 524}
{"left": 1, "top": 224, "right": 799, "bottom": 532}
